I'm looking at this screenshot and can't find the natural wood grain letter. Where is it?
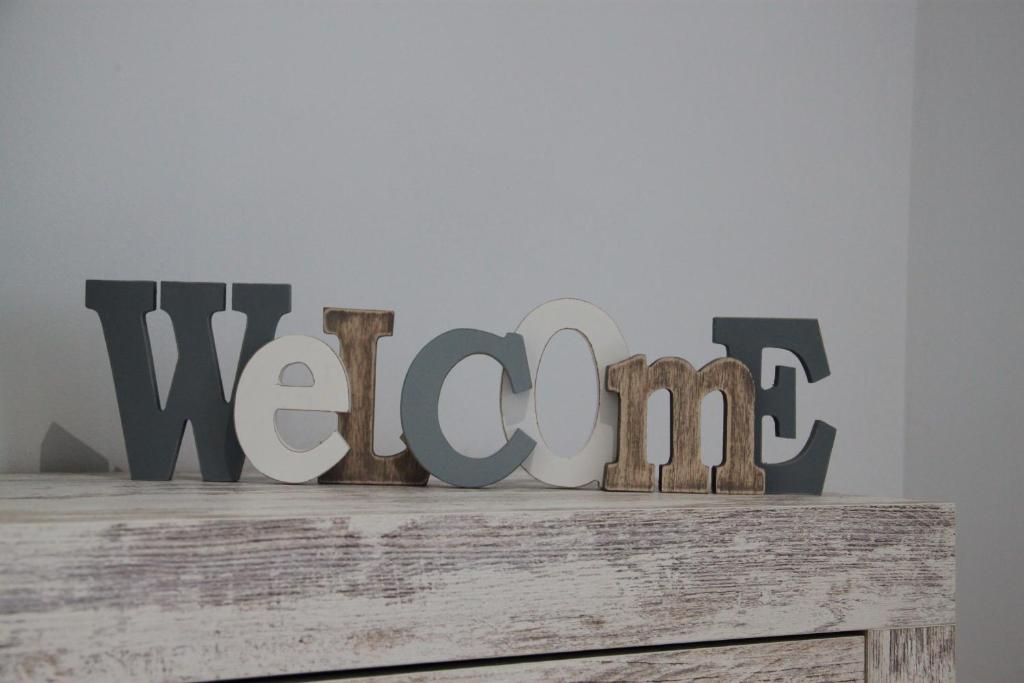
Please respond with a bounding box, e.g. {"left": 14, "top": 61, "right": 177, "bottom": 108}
{"left": 603, "top": 355, "right": 763, "bottom": 493}
{"left": 699, "top": 357, "right": 763, "bottom": 494}
{"left": 319, "top": 308, "right": 429, "bottom": 486}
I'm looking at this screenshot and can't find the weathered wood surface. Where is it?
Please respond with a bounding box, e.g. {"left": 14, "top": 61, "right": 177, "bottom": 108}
{"left": 319, "top": 308, "right": 429, "bottom": 486}
{"left": 342, "top": 636, "right": 866, "bottom": 682}
{"left": 695, "top": 357, "right": 761, "bottom": 494}
{"left": 866, "top": 626, "right": 955, "bottom": 682}
{"left": 603, "top": 355, "right": 763, "bottom": 494}
{"left": 604, "top": 355, "right": 700, "bottom": 493}
{"left": 0, "top": 474, "right": 954, "bottom": 682}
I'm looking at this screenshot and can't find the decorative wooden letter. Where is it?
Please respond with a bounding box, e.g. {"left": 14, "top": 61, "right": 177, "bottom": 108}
{"left": 603, "top": 355, "right": 764, "bottom": 494}
{"left": 85, "top": 280, "right": 290, "bottom": 481}
{"left": 500, "top": 298, "right": 630, "bottom": 488}
{"left": 234, "top": 335, "right": 350, "bottom": 483}
{"left": 713, "top": 318, "right": 835, "bottom": 494}
{"left": 318, "top": 308, "right": 429, "bottom": 486}
{"left": 695, "top": 357, "right": 763, "bottom": 494}
{"left": 401, "top": 329, "right": 536, "bottom": 487}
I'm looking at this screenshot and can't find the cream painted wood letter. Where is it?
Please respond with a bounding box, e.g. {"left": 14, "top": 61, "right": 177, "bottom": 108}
{"left": 234, "top": 335, "right": 350, "bottom": 483}
{"left": 500, "top": 298, "right": 630, "bottom": 488}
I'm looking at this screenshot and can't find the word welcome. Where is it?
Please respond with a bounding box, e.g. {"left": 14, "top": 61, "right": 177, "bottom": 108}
{"left": 86, "top": 281, "right": 835, "bottom": 494}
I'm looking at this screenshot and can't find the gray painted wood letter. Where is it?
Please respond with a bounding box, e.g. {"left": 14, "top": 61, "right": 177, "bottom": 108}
{"left": 401, "top": 329, "right": 536, "bottom": 487}
{"left": 85, "top": 280, "right": 290, "bottom": 481}
{"left": 712, "top": 317, "right": 836, "bottom": 494}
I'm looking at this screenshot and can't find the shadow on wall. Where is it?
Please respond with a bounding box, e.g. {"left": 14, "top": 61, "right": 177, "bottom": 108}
{"left": 40, "top": 422, "right": 118, "bottom": 473}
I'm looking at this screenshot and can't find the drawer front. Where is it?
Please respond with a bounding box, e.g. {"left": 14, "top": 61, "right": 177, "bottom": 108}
{"left": 340, "top": 635, "right": 865, "bottom": 682}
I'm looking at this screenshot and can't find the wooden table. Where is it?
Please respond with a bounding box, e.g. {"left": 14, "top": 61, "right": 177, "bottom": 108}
{"left": 0, "top": 474, "right": 955, "bottom": 682}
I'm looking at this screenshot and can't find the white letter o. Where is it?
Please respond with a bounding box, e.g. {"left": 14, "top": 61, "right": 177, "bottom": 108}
{"left": 500, "top": 299, "right": 629, "bottom": 488}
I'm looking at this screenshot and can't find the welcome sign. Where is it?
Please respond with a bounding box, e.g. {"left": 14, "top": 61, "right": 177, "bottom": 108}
{"left": 86, "top": 280, "right": 835, "bottom": 495}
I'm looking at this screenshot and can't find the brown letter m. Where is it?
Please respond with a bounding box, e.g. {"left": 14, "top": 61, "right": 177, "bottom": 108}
{"left": 602, "top": 355, "right": 764, "bottom": 494}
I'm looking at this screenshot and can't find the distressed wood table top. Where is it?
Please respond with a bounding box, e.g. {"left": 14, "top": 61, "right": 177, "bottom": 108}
{"left": 0, "top": 472, "right": 940, "bottom": 522}
{"left": 0, "top": 474, "right": 955, "bottom": 682}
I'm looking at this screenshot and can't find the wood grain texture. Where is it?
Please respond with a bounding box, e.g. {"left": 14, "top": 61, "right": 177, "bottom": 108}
{"left": 0, "top": 474, "right": 954, "bottom": 682}
{"left": 604, "top": 355, "right": 764, "bottom": 494}
{"left": 603, "top": 355, "right": 661, "bottom": 492}
{"left": 318, "top": 308, "right": 429, "bottom": 486}
{"left": 341, "top": 636, "right": 866, "bottom": 682}
{"left": 866, "top": 626, "right": 955, "bottom": 682}
{"left": 699, "top": 357, "right": 763, "bottom": 494}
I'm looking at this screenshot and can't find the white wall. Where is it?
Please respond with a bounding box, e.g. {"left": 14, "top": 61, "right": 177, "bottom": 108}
{"left": 0, "top": 1, "right": 915, "bottom": 490}
{"left": 906, "top": 2, "right": 1024, "bottom": 681}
